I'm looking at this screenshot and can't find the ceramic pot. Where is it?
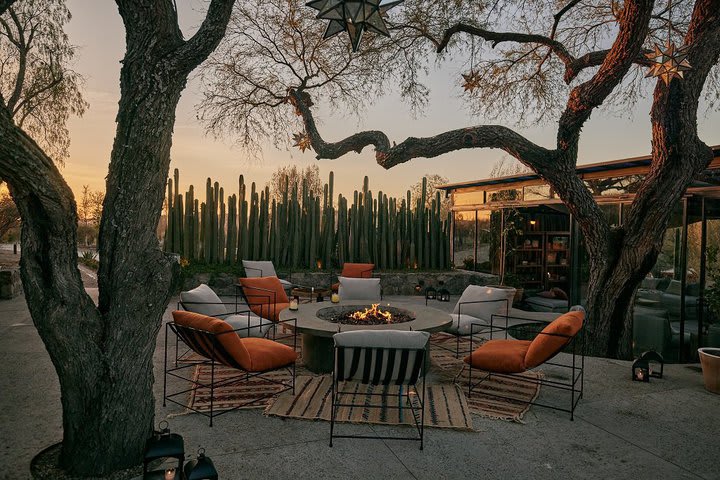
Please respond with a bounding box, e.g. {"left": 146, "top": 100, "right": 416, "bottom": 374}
{"left": 698, "top": 347, "right": 720, "bottom": 394}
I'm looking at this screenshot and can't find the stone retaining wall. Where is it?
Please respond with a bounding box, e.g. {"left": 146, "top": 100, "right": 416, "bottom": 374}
{"left": 0, "top": 268, "right": 23, "bottom": 299}
{"left": 183, "top": 270, "right": 497, "bottom": 297}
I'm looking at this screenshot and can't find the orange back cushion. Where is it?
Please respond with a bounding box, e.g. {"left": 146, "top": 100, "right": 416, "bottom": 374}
{"left": 524, "top": 311, "right": 584, "bottom": 369}
{"left": 341, "top": 263, "right": 375, "bottom": 278}
{"left": 172, "top": 310, "right": 250, "bottom": 368}
{"left": 239, "top": 276, "right": 289, "bottom": 305}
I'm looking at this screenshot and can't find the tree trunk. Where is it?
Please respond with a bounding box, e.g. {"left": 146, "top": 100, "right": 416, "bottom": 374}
{"left": 0, "top": 0, "right": 235, "bottom": 474}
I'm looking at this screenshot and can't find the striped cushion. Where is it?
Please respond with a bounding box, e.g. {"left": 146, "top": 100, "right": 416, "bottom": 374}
{"left": 334, "top": 330, "right": 429, "bottom": 385}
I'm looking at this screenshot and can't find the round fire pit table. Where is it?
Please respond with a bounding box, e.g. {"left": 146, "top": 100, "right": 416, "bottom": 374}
{"left": 280, "top": 300, "right": 452, "bottom": 373}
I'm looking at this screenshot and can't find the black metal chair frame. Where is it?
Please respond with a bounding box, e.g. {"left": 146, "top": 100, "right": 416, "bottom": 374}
{"left": 431, "top": 297, "right": 510, "bottom": 358}
{"left": 329, "top": 344, "right": 427, "bottom": 449}
{"left": 231, "top": 284, "right": 296, "bottom": 342}
{"left": 173, "top": 301, "right": 274, "bottom": 365}
{"left": 466, "top": 312, "right": 586, "bottom": 420}
{"left": 163, "top": 317, "right": 297, "bottom": 426}
{"left": 242, "top": 264, "right": 295, "bottom": 289}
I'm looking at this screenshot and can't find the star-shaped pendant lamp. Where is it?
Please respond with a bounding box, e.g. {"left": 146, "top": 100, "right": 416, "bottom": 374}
{"left": 644, "top": 0, "right": 691, "bottom": 85}
{"left": 306, "top": 0, "right": 404, "bottom": 52}
{"left": 461, "top": 70, "right": 481, "bottom": 93}
{"left": 645, "top": 41, "right": 691, "bottom": 85}
{"left": 292, "top": 132, "right": 313, "bottom": 152}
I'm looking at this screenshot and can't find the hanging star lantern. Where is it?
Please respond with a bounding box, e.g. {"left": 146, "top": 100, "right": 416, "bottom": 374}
{"left": 292, "top": 132, "right": 313, "bottom": 152}
{"left": 645, "top": 41, "right": 691, "bottom": 85}
{"left": 461, "top": 70, "right": 481, "bottom": 93}
{"left": 306, "top": 0, "right": 404, "bottom": 52}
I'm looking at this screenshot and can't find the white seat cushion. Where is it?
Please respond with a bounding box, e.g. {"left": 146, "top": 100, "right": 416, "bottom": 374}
{"left": 242, "top": 260, "right": 278, "bottom": 278}
{"left": 525, "top": 296, "right": 568, "bottom": 313}
{"left": 180, "top": 284, "right": 227, "bottom": 318}
{"left": 446, "top": 313, "right": 489, "bottom": 336}
{"left": 223, "top": 313, "right": 273, "bottom": 338}
{"left": 452, "top": 285, "right": 515, "bottom": 323}
{"left": 338, "top": 276, "right": 381, "bottom": 301}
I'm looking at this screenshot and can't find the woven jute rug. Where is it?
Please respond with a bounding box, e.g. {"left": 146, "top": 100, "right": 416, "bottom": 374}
{"left": 264, "top": 375, "right": 473, "bottom": 430}
{"left": 180, "top": 332, "right": 541, "bottom": 423}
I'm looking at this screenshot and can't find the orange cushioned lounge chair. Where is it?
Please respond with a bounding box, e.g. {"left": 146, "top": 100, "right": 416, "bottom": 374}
{"left": 238, "top": 276, "right": 291, "bottom": 322}
{"left": 464, "top": 306, "right": 586, "bottom": 420}
{"left": 331, "top": 263, "right": 375, "bottom": 293}
{"left": 163, "top": 310, "right": 297, "bottom": 426}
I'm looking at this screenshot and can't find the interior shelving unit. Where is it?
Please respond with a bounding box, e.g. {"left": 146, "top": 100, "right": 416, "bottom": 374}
{"left": 510, "top": 213, "right": 571, "bottom": 293}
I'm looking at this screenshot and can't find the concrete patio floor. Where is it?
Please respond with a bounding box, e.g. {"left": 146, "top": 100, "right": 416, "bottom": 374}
{"left": 1, "top": 291, "right": 719, "bottom": 479}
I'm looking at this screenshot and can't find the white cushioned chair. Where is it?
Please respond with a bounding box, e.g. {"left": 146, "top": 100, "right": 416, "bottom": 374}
{"left": 337, "top": 276, "right": 382, "bottom": 301}
{"left": 180, "top": 283, "right": 271, "bottom": 338}
{"left": 443, "top": 285, "right": 515, "bottom": 357}
{"left": 242, "top": 260, "right": 293, "bottom": 292}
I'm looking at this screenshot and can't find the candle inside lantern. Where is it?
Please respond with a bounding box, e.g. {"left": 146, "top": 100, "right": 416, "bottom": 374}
{"left": 165, "top": 468, "right": 175, "bottom": 480}
{"left": 331, "top": 293, "right": 340, "bottom": 303}
{"left": 289, "top": 298, "right": 299, "bottom": 311}
{"left": 635, "top": 368, "right": 644, "bottom": 381}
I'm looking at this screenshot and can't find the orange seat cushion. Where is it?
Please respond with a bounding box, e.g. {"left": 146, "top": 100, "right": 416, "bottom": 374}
{"left": 172, "top": 311, "right": 251, "bottom": 368}
{"left": 239, "top": 276, "right": 289, "bottom": 305}
{"left": 464, "top": 339, "right": 531, "bottom": 374}
{"left": 341, "top": 263, "right": 374, "bottom": 278}
{"left": 240, "top": 338, "right": 297, "bottom": 372}
{"left": 524, "top": 311, "right": 584, "bottom": 369}
{"left": 250, "top": 302, "right": 290, "bottom": 322}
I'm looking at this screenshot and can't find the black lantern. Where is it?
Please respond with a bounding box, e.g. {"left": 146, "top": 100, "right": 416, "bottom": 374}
{"left": 438, "top": 288, "right": 450, "bottom": 302}
{"left": 425, "top": 286, "right": 437, "bottom": 305}
{"left": 184, "top": 448, "right": 219, "bottom": 480}
{"left": 632, "top": 356, "right": 650, "bottom": 382}
{"left": 143, "top": 421, "right": 184, "bottom": 480}
{"left": 642, "top": 350, "right": 664, "bottom": 379}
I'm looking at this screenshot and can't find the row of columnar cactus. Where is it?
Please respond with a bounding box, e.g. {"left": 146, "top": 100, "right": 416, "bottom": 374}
{"left": 163, "top": 169, "right": 451, "bottom": 270}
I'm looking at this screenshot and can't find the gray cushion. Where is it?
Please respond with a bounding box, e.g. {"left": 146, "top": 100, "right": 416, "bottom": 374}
{"left": 242, "top": 260, "right": 278, "bottom": 278}
{"left": 446, "top": 313, "right": 488, "bottom": 335}
{"left": 334, "top": 330, "right": 429, "bottom": 349}
{"left": 180, "top": 284, "right": 227, "bottom": 318}
{"left": 338, "top": 276, "right": 381, "bottom": 301}
{"left": 452, "top": 285, "right": 515, "bottom": 321}
{"left": 223, "top": 313, "right": 272, "bottom": 338}
{"left": 525, "top": 296, "right": 569, "bottom": 313}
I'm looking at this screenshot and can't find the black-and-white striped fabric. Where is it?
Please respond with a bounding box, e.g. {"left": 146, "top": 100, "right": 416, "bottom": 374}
{"left": 333, "top": 330, "right": 429, "bottom": 385}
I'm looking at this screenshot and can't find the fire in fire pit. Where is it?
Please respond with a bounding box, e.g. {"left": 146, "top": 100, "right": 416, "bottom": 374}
{"left": 351, "top": 304, "right": 392, "bottom": 323}
{"left": 316, "top": 305, "right": 415, "bottom": 326}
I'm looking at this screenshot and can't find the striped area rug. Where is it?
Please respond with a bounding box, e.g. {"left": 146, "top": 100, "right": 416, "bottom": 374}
{"left": 181, "top": 332, "right": 541, "bottom": 424}
{"left": 264, "top": 376, "right": 473, "bottom": 431}
{"left": 187, "top": 367, "right": 293, "bottom": 411}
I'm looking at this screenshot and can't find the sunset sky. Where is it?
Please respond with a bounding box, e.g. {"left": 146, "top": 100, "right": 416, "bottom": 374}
{"left": 61, "top": 0, "right": 720, "bottom": 201}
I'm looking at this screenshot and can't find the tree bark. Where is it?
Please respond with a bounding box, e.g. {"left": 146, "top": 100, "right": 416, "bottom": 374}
{"left": 0, "top": 0, "right": 235, "bottom": 475}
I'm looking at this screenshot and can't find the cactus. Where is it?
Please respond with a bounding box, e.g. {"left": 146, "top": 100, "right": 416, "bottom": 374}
{"left": 164, "top": 170, "right": 452, "bottom": 271}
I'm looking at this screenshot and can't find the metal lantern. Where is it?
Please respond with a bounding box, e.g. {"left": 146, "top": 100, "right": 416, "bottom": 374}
{"left": 641, "top": 350, "right": 664, "bottom": 379}
{"left": 184, "top": 448, "right": 219, "bottom": 480}
{"left": 425, "top": 286, "right": 436, "bottom": 300}
{"left": 143, "top": 421, "right": 184, "bottom": 480}
{"left": 632, "top": 356, "right": 650, "bottom": 382}
{"left": 632, "top": 350, "right": 664, "bottom": 382}
{"left": 438, "top": 288, "right": 451, "bottom": 302}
